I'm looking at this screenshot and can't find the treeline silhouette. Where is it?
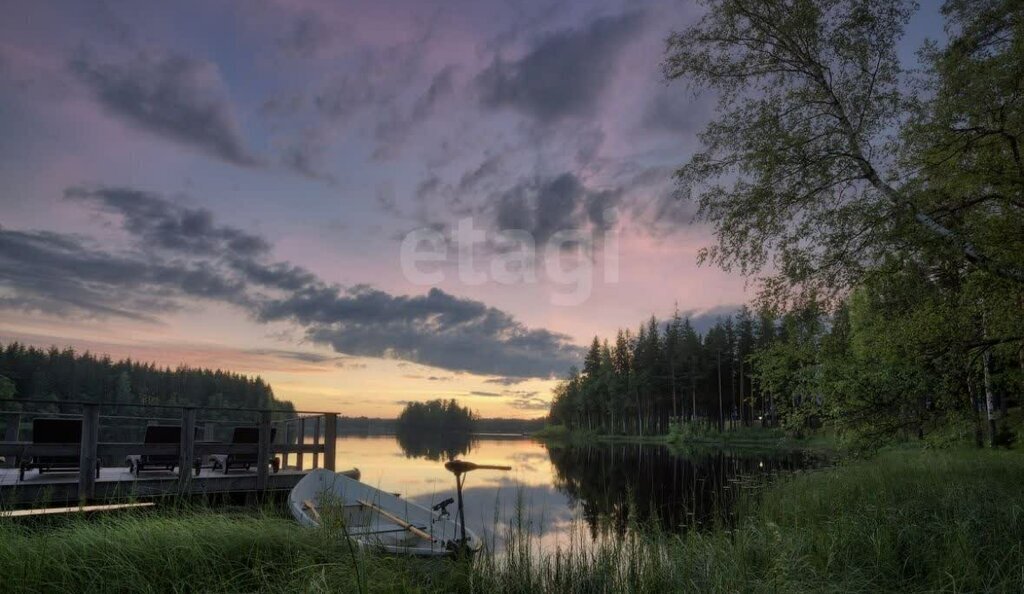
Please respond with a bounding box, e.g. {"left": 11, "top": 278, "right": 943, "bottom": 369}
{"left": 336, "top": 416, "right": 545, "bottom": 435}
{"left": 396, "top": 399, "right": 476, "bottom": 433}
{"left": 0, "top": 342, "right": 295, "bottom": 423}
{"left": 548, "top": 308, "right": 782, "bottom": 436}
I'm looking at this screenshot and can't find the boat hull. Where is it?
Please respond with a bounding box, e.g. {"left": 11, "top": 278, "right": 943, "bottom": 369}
{"left": 289, "top": 468, "right": 481, "bottom": 557}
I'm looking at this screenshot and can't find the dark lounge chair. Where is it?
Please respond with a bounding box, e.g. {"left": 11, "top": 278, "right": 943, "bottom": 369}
{"left": 209, "top": 427, "right": 280, "bottom": 474}
{"left": 18, "top": 418, "right": 100, "bottom": 481}
{"left": 126, "top": 425, "right": 201, "bottom": 476}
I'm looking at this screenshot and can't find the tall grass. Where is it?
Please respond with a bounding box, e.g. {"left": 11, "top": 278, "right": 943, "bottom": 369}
{"left": 2, "top": 448, "right": 1022, "bottom": 592}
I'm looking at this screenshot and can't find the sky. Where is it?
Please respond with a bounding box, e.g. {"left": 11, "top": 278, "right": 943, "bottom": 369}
{"left": 0, "top": 0, "right": 945, "bottom": 417}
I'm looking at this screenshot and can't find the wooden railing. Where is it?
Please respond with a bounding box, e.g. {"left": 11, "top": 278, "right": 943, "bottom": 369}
{"left": 0, "top": 399, "right": 338, "bottom": 500}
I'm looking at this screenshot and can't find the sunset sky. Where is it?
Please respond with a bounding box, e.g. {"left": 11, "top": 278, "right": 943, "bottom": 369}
{"left": 0, "top": 0, "right": 943, "bottom": 417}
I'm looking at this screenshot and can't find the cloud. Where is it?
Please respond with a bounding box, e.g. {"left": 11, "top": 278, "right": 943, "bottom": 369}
{"left": 278, "top": 14, "right": 333, "bottom": 58}
{"left": 476, "top": 12, "right": 644, "bottom": 122}
{"left": 0, "top": 227, "right": 248, "bottom": 319}
{"left": 470, "top": 390, "right": 502, "bottom": 397}
{"left": 242, "top": 348, "right": 346, "bottom": 364}
{"left": 509, "top": 395, "right": 550, "bottom": 411}
{"left": 0, "top": 186, "right": 583, "bottom": 379}
{"left": 264, "top": 285, "right": 582, "bottom": 377}
{"left": 279, "top": 127, "right": 337, "bottom": 183}
{"left": 493, "top": 173, "right": 622, "bottom": 244}
{"left": 457, "top": 155, "right": 503, "bottom": 193}
{"left": 65, "top": 186, "right": 270, "bottom": 258}
{"left": 683, "top": 304, "right": 745, "bottom": 335}
{"left": 372, "top": 65, "right": 456, "bottom": 160}
{"left": 70, "top": 49, "right": 259, "bottom": 167}
{"left": 483, "top": 376, "right": 529, "bottom": 386}
{"left": 403, "top": 374, "right": 453, "bottom": 381}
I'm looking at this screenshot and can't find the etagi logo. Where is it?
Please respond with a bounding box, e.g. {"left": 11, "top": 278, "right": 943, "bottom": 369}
{"left": 400, "top": 214, "right": 619, "bottom": 306}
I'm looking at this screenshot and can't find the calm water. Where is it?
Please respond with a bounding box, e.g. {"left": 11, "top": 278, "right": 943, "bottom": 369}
{"left": 310, "top": 435, "right": 824, "bottom": 551}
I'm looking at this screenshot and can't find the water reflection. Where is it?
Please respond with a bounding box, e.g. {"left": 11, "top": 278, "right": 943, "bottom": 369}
{"left": 546, "top": 443, "right": 821, "bottom": 537}
{"left": 394, "top": 429, "right": 475, "bottom": 461}
{"left": 331, "top": 436, "right": 824, "bottom": 551}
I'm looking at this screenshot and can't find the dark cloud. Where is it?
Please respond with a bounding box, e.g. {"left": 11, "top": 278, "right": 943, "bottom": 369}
{"left": 476, "top": 12, "right": 644, "bottom": 122}
{"left": 314, "top": 38, "right": 428, "bottom": 123}
{"left": 412, "top": 66, "right": 456, "bottom": 121}
{"left": 70, "top": 49, "right": 259, "bottom": 167}
{"left": 278, "top": 14, "right": 333, "bottom": 58}
{"left": 372, "top": 65, "right": 456, "bottom": 160}
{"left": 65, "top": 186, "right": 270, "bottom": 258}
{"left": 402, "top": 374, "right": 453, "bottom": 381}
{"left": 683, "top": 305, "right": 745, "bottom": 335}
{"left": 470, "top": 390, "right": 502, "bottom": 397}
{"left": 229, "top": 258, "right": 316, "bottom": 291}
{"left": 1, "top": 187, "right": 582, "bottom": 379}
{"left": 457, "top": 155, "right": 503, "bottom": 193}
{"left": 415, "top": 176, "right": 443, "bottom": 202}
{"left": 262, "top": 285, "right": 581, "bottom": 377}
{"left": 279, "top": 128, "right": 336, "bottom": 183}
{"left": 243, "top": 348, "right": 346, "bottom": 364}
{"left": 509, "top": 395, "right": 550, "bottom": 411}
{"left": 493, "top": 173, "right": 622, "bottom": 244}
{"left": 484, "top": 376, "right": 529, "bottom": 386}
{"left": 0, "top": 226, "right": 249, "bottom": 320}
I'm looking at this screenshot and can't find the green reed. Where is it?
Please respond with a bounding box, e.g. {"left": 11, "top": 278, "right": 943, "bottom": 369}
{"left": 1, "top": 448, "right": 1022, "bottom": 593}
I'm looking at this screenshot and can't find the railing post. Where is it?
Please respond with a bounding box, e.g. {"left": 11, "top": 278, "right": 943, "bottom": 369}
{"left": 78, "top": 404, "right": 100, "bottom": 501}
{"left": 299, "top": 416, "right": 308, "bottom": 470}
{"left": 323, "top": 413, "right": 337, "bottom": 471}
{"left": 284, "top": 419, "right": 294, "bottom": 470}
{"left": 179, "top": 407, "right": 196, "bottom": 490}
{"left": 256, "top": 410, "right": 272, "bottom": 491}
{"left": 4, "top": 413, "right": 20, "bottom": 442}
{"left": 312, "top": 416, "right": 320, "bottom": 469}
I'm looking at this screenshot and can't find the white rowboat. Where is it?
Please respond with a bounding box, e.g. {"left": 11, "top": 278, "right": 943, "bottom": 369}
{"left": 288, "top": 468, "right": 482, "bottom": 557}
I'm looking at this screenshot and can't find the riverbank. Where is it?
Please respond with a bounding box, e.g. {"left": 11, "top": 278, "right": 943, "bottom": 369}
{"left": 533, "top": 423, "right": 839, "bottom": 451}
{"left": 2, "top": 447, "right": 1020, "bottom": 592}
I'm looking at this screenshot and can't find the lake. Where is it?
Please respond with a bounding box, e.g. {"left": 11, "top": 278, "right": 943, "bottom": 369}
{"left": 324, "top": 435, "right": 825, "bottom": 551}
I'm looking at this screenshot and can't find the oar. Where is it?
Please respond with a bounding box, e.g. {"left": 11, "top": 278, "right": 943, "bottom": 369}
{"left": 444, "top": 460, "right": 512, "bottom": 474}
{"left": 357, "top": 499, "right": 434, "bottom": 541}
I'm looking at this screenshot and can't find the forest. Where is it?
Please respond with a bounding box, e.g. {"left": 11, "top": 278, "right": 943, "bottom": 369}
{"left": 396, "top": 398, "right": 476, "bottom": 434}
{"left": 550, "top": 0, "right": 1024, "bottom": 449}
{"left": 548, "top": 309, "right": 774, "bottom": 436}
{"left": 0, "top": 342, "right": 295, "bottom": 425}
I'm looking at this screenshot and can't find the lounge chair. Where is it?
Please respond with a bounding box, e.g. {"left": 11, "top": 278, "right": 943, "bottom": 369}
{"left": 126, "top": 425, "right": 201, "bottom": 476}
{"left": 209, "top": 427, "right": 280, "bottom": 474}
{"left": 18, "top": 418, "right": 100, "bottom": 481}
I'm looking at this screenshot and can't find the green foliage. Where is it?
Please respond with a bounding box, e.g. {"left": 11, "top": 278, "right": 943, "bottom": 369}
{"left": 661, "top": 0, "right": 1024, "bottom": 447}
{"left": 0, "top": 374, "right": 15, "bottom": 400}
{"left": 550, "top": 306, "right": 778, "bottom": 437}
{"left": 664, "top": 0, "right": 1024, "bottom": 301}
{"left": 396, "top": 398, "right": 476, "bottom": 433}
{"left": 0, "top": 342, "right": 294, "bottom": 421}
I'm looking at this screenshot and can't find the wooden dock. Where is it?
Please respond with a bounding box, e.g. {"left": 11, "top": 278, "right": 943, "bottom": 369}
{"left": 0, "top": 399, "right": 339, "bottom": 508}
{"left": 0, "top": 466, "right": 309, "bottom": 506}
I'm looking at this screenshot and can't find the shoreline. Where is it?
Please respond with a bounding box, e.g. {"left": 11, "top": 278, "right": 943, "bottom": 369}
{"left": 2, "top": 447, "right": 1020, "bottom": 592}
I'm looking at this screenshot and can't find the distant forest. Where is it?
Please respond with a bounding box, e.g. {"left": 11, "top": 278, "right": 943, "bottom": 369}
{"left": 0, "top": 342, "right": 295, "bottom": 423}
{"left": 396, "top": 399, "right": 476, "bottom": 434}
{"left": 338, "top": 415, "right": 544, "bottom": 435}
{"left": 549, "top": 308, "right": 786, "bottom": 436}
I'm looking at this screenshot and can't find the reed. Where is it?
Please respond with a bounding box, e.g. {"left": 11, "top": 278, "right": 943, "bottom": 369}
{"left": 1, "top": 448, "right": 1021, "bottom": 593}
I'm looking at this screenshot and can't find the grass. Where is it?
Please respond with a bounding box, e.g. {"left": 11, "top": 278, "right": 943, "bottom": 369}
{"left": 2, "top": 448, "right": 1022, "bottom": 592}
